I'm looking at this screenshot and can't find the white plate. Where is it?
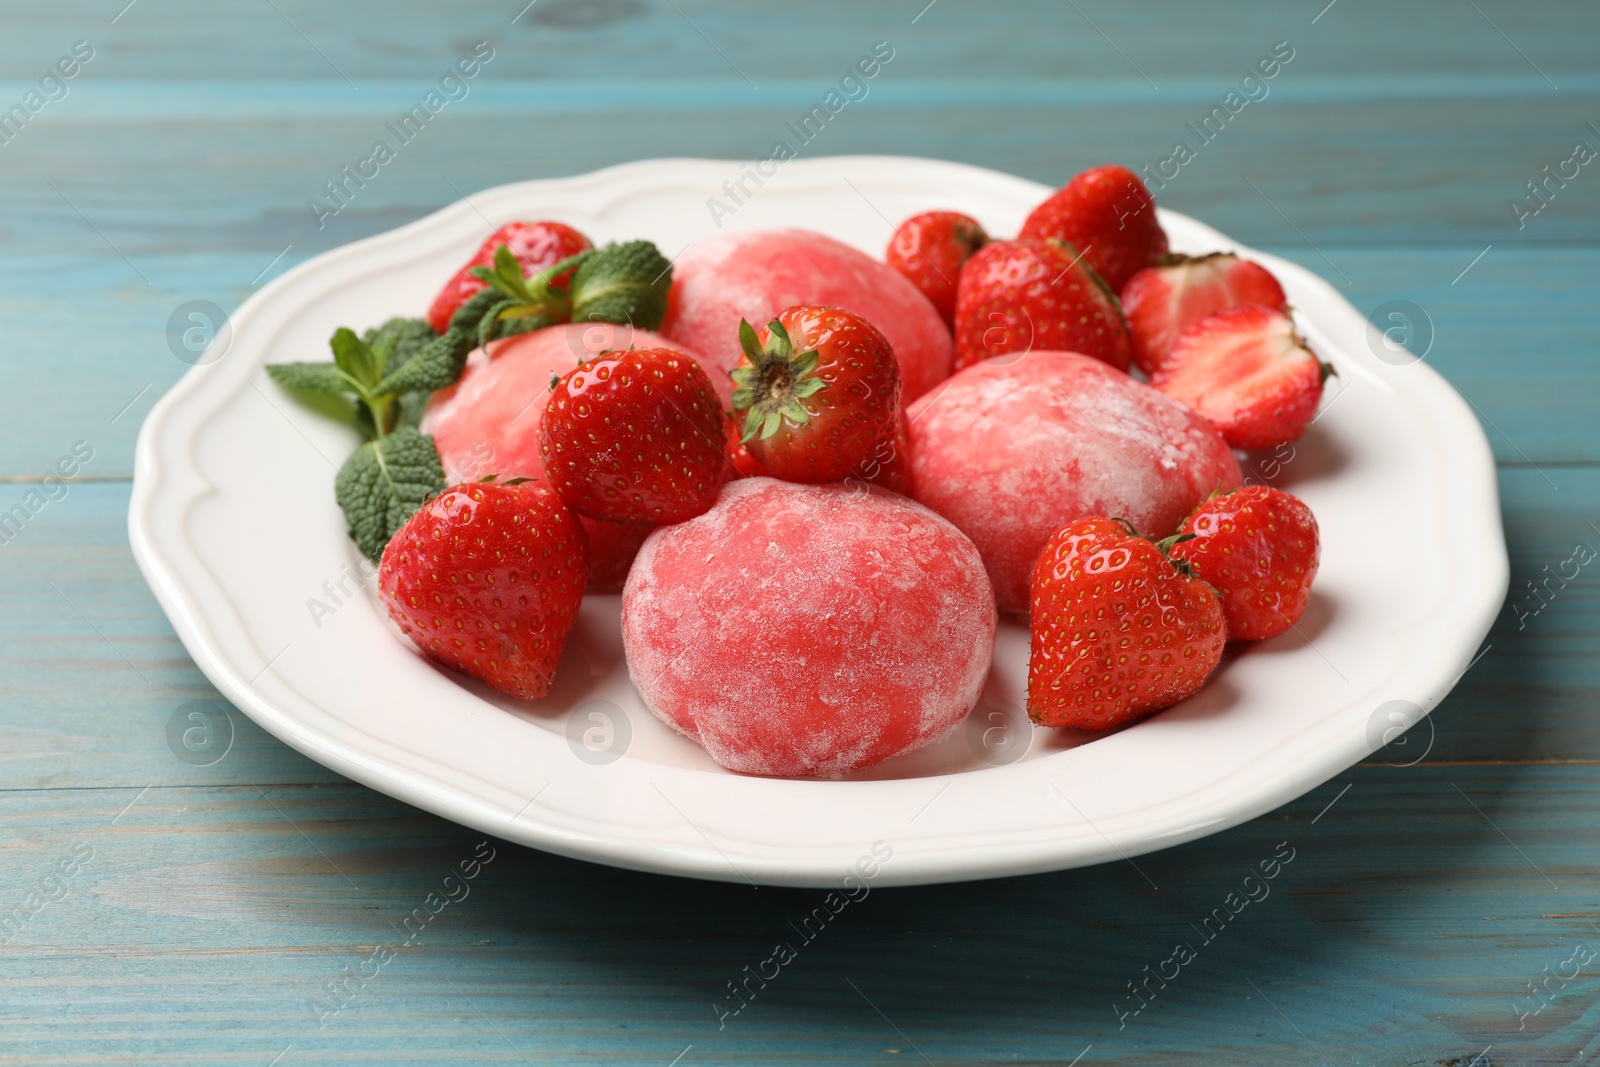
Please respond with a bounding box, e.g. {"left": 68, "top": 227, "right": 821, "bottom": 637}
{"left": 130, "top": 157, "right": 1506, "bottom": 887}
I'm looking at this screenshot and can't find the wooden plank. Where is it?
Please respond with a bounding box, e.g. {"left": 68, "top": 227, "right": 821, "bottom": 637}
{"left": 0, "top": 481, "right": 345, "bottom": 791}
{"left": 2, "top": 0, "right": 1595, "bottom": 88}
{"left": 1, "top": 0, "right": 1597, "bottom": 254}
{"left": 1, "top": 765, "right": 1596, "bottom": 1065}
{"left": 0, "top": 94, "right": 1595, "bottom": 256}
{"left": 1430, "top": 466, "right": 1600, "bottom": 764}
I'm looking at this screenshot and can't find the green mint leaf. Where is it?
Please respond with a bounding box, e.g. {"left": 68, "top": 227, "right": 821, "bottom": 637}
{"left": 334, "top": 426, "right": 446, "bottom": 560}
{"left": 265, "top": 361, "right": 359, "bottom": 396}
{"left": 494, "top": 313, "right": 562, "bottom": 340}
{"left": 369, "top": 292, "right": 503, "bottom": 398}
{"left": 364, "top": 317, "right": 438, "bottom": 376}
{"left": 393, "top": 391, "right": 430, "bottom": 431}
{"left": 568, "top": 240, "right": 672, "bottom": 330}
{"left": 353, "top": 400, "right": 379, "bottom": 440}
{"left": 330, "top": 328, "right": 382, "bottom": 391}
{"left": 450, "top": 285, "right": 511, "bottom": 334}
{"left": 492, "top": 245, "right": 533, "bottom": 299}
{"left": 477, "top": 299, "right": 518, "bottom": 350}
{"left": 470, "top": 245, "right": 541, "bottom": 304}
{"left": 372, "top": 328, "right": 474, "bottom": 396}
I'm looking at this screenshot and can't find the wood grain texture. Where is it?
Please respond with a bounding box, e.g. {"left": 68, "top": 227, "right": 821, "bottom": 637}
{"left": 0, "top": 0, "right": 1595, "bottom": 1063}
{"left": 2, "top": 769, "right": 1598, "bottom": 1065}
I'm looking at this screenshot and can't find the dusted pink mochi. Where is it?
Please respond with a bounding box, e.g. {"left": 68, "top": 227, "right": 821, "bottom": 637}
{"left": 908, "top": 351, "right": 1242, "bottom": 614}
{"left": 621, "top": 478, "right": 996, "bottom": 777}
{"left": 420, "top": 323, "right": 730, "bottom": 592}
{"left": 662, "top": 228, "right": 955, "bottom": 402}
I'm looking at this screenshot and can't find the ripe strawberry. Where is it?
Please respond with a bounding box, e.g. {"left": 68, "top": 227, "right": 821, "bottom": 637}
{"left": 378, "top": 480, "right": 588, "bottom": 701}
{"left": 539, "top": 347, "right": 729, "bottom": 524}
{"left": 427, "top": 221, "right": 592, "bottom": 333}
{"left": 730, "top": 305, "right": 902, "bottom": 484}
{"left": 953, "top": 239, "right": 1130, "bottom": 372}
{"left": 1121, "top": 253, "right": 1287, "bottom": 374}
{"left": 1150, "top": 305, "right": 1332, "bottom": 450}
{"left": 1018, "top": 165, "right": 1169, "bottom": 293}
{"left": 885, "top": 211, "right": 989, "bottom": 326}
{"left": 723, "top": 414, "right": 769, "bottom": 478}
{"left": 1028, "top": 517, "right": 1225, "bottom": 730}
{"left": 1170, "top": 486, "right": 1320, "bottom": 642}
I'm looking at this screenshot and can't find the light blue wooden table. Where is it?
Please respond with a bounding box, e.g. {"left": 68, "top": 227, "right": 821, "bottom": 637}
{"left": 2, "top": 2, "right": 1597, "bottom": 1063}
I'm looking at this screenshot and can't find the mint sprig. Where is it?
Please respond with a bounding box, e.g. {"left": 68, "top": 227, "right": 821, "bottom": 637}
{"left": 467, "top": 239, "right": 672, "bottom": 343}
{"left": 265, "top": 302, "right": 502, "bottom": 560}
{"left": 262, "top": 233, "right": 673, "bottom": 561}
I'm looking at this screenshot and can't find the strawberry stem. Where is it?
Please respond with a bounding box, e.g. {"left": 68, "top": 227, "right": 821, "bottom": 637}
{"left": 1152, "top": 532, "right": 1197, "bottom": 555}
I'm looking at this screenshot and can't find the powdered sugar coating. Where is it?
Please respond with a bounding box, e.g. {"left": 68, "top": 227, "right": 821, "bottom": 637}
{"left": 907, "top": 351, "right": 1242, "bottom": 614}
{"left": 621, "top": 478, "right": 997, "bottom": 778}
{"left": 421, "top": 324, "right": 727, "bottom": 591}
{"left": 661, "top": 228, "right": 955, "bottom": 401}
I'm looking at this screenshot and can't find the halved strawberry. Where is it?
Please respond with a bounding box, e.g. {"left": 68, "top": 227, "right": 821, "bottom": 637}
{"left": 1149, "top": 305, "right": 1332, "bottom": 450}
{"left": 1121, "top": 253, "right": 1287, "bottom": 374}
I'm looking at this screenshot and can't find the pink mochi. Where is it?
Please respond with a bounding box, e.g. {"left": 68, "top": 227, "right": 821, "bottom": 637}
{"left": 662, "top": 228, "right": 955, "bottom": 402}
{"left": 621, "top": 478, "right": 997, "bottom": 778}
{"left": 421, "top": 323, "right": 731, "bottom": 592}
{"left": 907, "top": 351, "right": 1243, "bottom": 614}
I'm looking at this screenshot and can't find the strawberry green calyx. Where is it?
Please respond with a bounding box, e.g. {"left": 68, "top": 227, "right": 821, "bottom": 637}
{"left": 1152, "top": 532, "right": 1197, "bottom": 554}
{"left": 1154, "top": 251, "right": 1230, "bottom": 268}
{"left": 953, "top": 216, "right": 989, "bottom": 255}
{"left": 1152, "top": 531, "right": 1199, "bottom": 577}
{"left": 730, "top": 318, "right": 828, "bottom": 442}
